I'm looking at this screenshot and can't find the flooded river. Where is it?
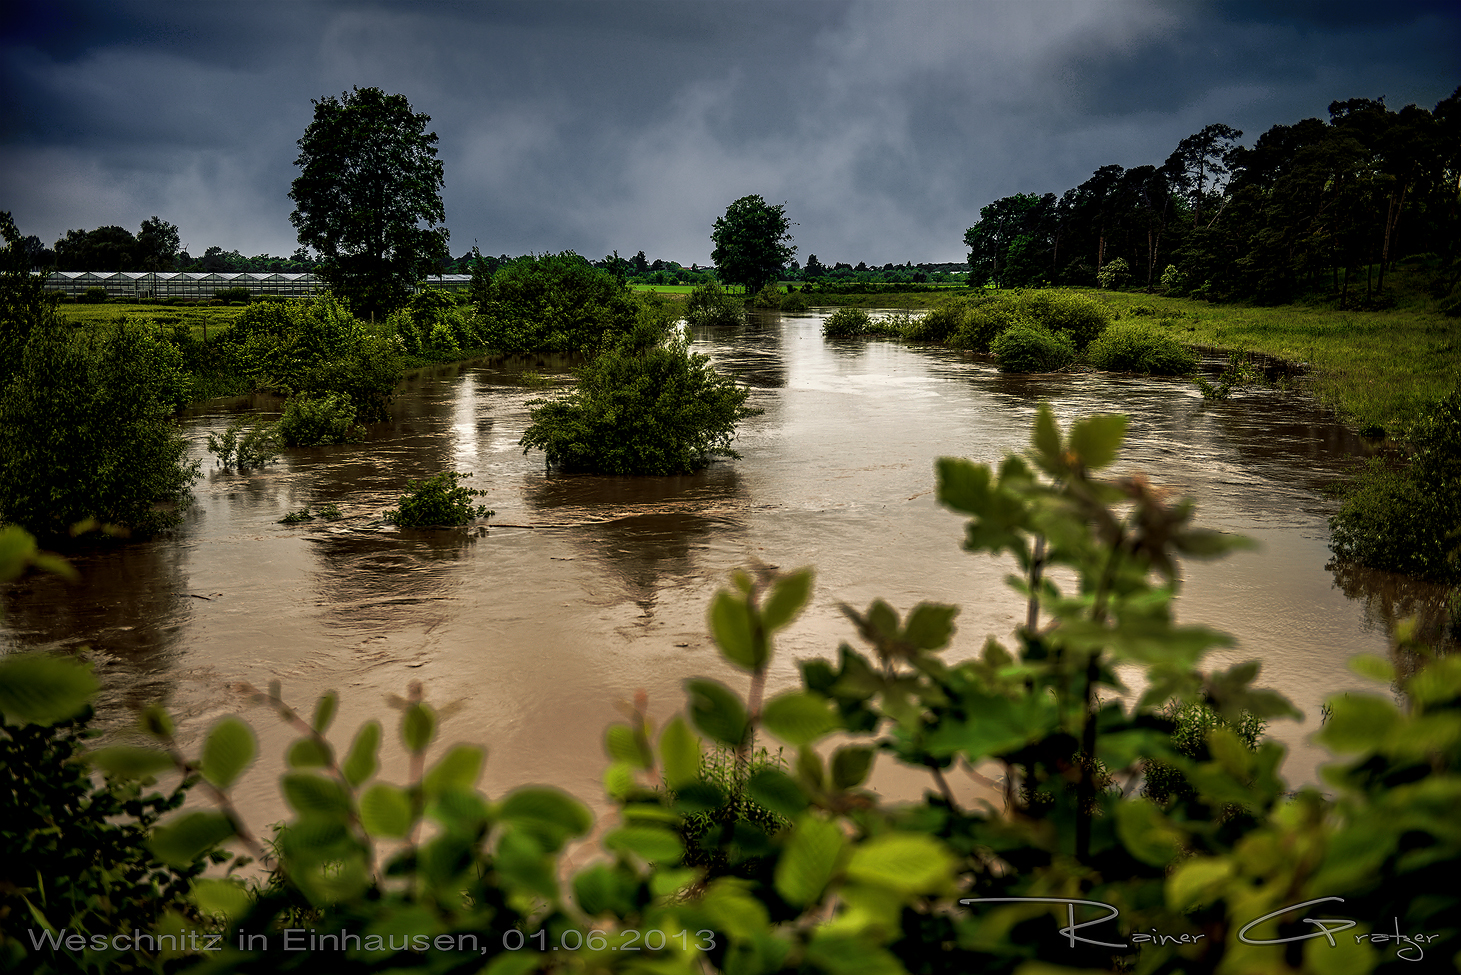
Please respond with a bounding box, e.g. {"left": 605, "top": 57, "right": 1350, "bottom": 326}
{"left": 2, "top": 307, "right": 1443, "bottom": 828}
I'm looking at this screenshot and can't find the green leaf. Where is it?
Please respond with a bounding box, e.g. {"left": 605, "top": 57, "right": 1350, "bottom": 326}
{"left": 659, "top": 715, "right": 701, "bottom": 789}
{"left": 747, "top": 768, "right": 809, "bottom": 818}
{"left": 761, "top": 691, "right": 841, "bottom": 746}
{"left": 87, "top": 744, "right": 175, "bottom": 778}
{"left": 805, "top": 931, "right": 905, "bottom": 975}
{"left": 684, "top": 678, "right": 749, "bottom": 747}
{"left": 1348, "top": 654, "right": 1395, "bottom": 684}
{"left": 422, "top": 744, "right": 485, "bottom": 798}
{"left": 1067, "top": 413, "right": 1127, "bottom": 470}
{"left": 1031, "top": 402, "right": 1062, "bottom": 470}
{"left": 699, "top": 877, "right": 771, "bottom": 941}
{"left": 150, "top": 811, "right": 235, "bottom": 868}
{"left": 796, "top": 746, "right": 825, "bottom": 791}
{"left": 1166, "top": 856, "right": 1234, "bottom": 911}
{"left": 287, "top": 737, "right": 332, "bottom": 769}
{"left": 500, "top": 787, "right": 592, "bottom": 850}
{"left": 774, "top": 814, "right": 845, "bottom": 907}
{"left": 1318, "top": 694, "right": 1401, "bottom": 754}
{"left": 762, "top": 567, "right": 814, "bottom": 634}
{"left": 139, "top": 703, "right": 174, "bottom": 738}
{"left": 191, "top": 878, "right": 251, "bottom": 919}
{"left": 845, "top": 832, "right": 953, "bottom": 895}
{"left": 935, "top": 456, "right": 994, "bottom": 516}
{"left": 201, "top": 717, "right": 256, "bottom": 790}
{"left": 603, "top": 761, "right": 634, "bottom": 799}
{"left": 902, "top": 602, "right": 959, "bottom": 651}
{"left": 342, "top": 720, "right": 381, "bottom": 787}
{"left": 710, "top": 589, "right": 760, "bottom": 671}
{"left": 359, "top": 783, "right": 413, "bottom": 838}
{"left": 282, "top": 772, "right": 353, "bottom": 817}
{"left": 605, "top": 723, "right": 652, "bottom": 769}
{"left": 605, "top": 825, "right": 683, "bottom": 863}
{"left": 831, "top": 746, "right": 876, "bottom": 790}
{"left": 1115, "top": 800, "right": 1186, "bottom": 867}
{"left": 401, "top": 702, "right": 437, "bottom": 753}
{"left": 0, "top": 653, "right": 99, "bottom": 726}
{"left": 312, "top": 690, "right": 338, "bottom": 733}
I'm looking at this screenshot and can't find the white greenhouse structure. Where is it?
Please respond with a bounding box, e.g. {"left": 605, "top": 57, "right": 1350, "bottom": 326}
{"left": 39, "top": 271, "right": 472, "bottom": 300}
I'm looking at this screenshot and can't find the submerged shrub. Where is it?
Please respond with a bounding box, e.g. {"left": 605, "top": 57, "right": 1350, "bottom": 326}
{"left": 780, "top": 289, "right": 810, "bottom": 312}
{"left": 1085, "top": 321, "right": 1198, "bottom": 375}
{"left": 277, "top": 391, "right": 360, "bottom": 446}
{"left": 684, "top": 279, "right": 744, "bottom": 327}
{"left": 1142, "top": 701, "right": 1265, "bottom": 804}
{"left": 386, "top": 471, "right": 492, "bottom": 527}
{"left": 990, "top": 323, "right": 1076, "bottom": 372}
{"left": 751, "top": 284, "right": 783, "bottom": 309}
{"left": 207, "top": 417, "right": 281, "bottom": 469}
{"left": 519, "top": 328, "right": 759, "bottom": 475}
{"left": 821, "top": 306, "right": 872, "bottom": 338}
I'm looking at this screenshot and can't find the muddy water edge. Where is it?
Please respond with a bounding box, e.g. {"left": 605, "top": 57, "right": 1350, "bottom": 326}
{"left": 2, "top": 306, "right": 1449, "bottom": 832}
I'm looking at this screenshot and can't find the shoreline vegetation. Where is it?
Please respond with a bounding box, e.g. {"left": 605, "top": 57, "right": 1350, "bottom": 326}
{"left": 59, "top": 262, "right": 1455, "bottom": 434}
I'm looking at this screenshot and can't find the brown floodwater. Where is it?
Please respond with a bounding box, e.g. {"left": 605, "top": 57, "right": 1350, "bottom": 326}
{"left": 3, "top": 307, "right": 1448, "bottom": 831}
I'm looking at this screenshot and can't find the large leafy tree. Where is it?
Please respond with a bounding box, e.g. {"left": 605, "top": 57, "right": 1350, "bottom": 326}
{"left": 710, "top": 195, "right": 795, "bottom": 293}
{"left": 289, "top": 87, "right": 449, "bottom": 318}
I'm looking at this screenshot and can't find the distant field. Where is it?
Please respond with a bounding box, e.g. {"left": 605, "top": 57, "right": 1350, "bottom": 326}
{"left": 56, "top": 301, "right": 245, "bottom": 340}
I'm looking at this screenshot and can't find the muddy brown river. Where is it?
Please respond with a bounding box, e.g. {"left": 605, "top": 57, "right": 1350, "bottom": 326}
{"left": 3, "top": 307, "right": 1445, "bottom": 830}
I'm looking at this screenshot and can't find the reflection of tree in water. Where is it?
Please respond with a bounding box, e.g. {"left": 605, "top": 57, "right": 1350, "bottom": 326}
{"left": 307, "top": 530, "right": 478, "bottom": 632}
{"left": 522, "top": 468, "right": 748, "bottom": 610}
{"left": 1, "top": 540, "right": 190, "bottom": 713}
{"left": 692, "top": 315, "right": 787, "bottom": 389}
{"left": 1329, "top": 559, "right": 1457, "bottom": 682}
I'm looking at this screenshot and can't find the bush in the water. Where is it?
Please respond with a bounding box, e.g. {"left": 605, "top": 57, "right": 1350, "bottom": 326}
{"left": 780, "top": 289, "right": 810, "bottom": 312}
{"left": 821, "top": 306, "right": 872, "bottom": 338}
{"left": 520, "top": 301, "right": 758, "bottom": 475}
{"left": 207, "top": 417, "right": 281, "bottom": 469}
{"left": 1085, "top": 321, "right": 1198, "bottom": 375}
{"left": 751, "top": 284, "right": 783, "bottom": 309}
{"left": 990, "top": 322, "right": 1076, "bottom": 372}
{"left": 278, "top": 391, "right": 360, "bottom": 446}
{"left": 684, "top": 278, "right": 744, "bottom": 327}
{"left": 908, "top": 289, "right": 1111, "bottom": 352}
{"left": 386, "top": 470, "right": 492, "bottom": 527}
{"left": 1330, "top": 386, "right": 1461, "bottom": 581}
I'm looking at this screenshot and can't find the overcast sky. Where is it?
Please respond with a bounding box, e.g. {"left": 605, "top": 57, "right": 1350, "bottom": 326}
{"left": 2, "top": 0, "right": 1457, "bottom": 266}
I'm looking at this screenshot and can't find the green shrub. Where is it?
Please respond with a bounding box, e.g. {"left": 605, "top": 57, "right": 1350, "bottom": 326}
{"left": 476, "top": 252, "right": 639, "bottom": 355}
{"left": 821, "top": 306, "right": 871, "bottom": 338}
{"left": 212, "top": 287, "right": 252, "bottom": 303}
{"left": 1330, "top": 387, "right": 1461, "bottom": 580}
{"left": 0, "top": 707, "right": 214, "bottom": 974}
{"left": 385, "top": 471, "right": 492, "bottom": 527}
{"left": 990, "top": 322, "right": 1076, "bottom": 372}
{"left": 1007, "top": 289, "right": 1112, "bottom": 348}
{"left": 1141, "top": 701, "right": 1265, "bottom": 804}
{"left": 277, "top": 392, "right": 360, "bottom": 446}
{"left": 1085, "top": 321, "right": 1198, "bottom": 375}
{"left": 0, "top": 317, "right": 199, "bottom": 538}
{"left": 215, "top": 294, "right": 401, "bottom": 421}
{"left": 1160, "top": 263, "right": 1187, "bottom": 294}
{"left": 519, "top": 325, "right": 759, "bottom": 475}
{"left": 751, "top": 284, "right": 783, "bottom": 309}
{"left": 780, "top": 289, "right": 809, "bottom": 312}
{"left": 206, "top": 418, "right": 281, "bottom": 469}
{"left": 684, "top": 279, "right": 745, "bottom": 327}
{"left": 671, "top": 744, "right": 790, "bottom": 879}
{"left": 79, "top": 286, "right": 108, "bottom": 304}
{"left": 1097, "top": 256, "right": 1132, "bottom": 289}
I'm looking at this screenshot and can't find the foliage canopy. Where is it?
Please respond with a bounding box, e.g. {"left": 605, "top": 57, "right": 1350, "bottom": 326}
{"left": 711, "top": 195, "right": 796, "bottom": 294}
{"left": 289, "top": 87, "right": 449, "bottom": 318}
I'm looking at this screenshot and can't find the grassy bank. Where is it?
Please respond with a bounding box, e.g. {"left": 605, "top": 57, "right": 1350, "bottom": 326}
{"left": 57, "top": 301, "right": 245, "bottom": 341}
{"left": 1081, "top": 288, "right": 1459, "bottom": 433}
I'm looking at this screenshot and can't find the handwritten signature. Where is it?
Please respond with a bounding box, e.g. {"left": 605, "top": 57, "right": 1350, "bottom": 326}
{"left": 958, "top": 896, "right": 1438, "bottom": 962}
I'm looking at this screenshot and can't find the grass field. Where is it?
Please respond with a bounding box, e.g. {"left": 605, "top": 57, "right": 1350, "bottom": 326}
{"left": 57, "top": 301, "right": 246, "bottom": 341}
{"left": 1080, "top": 288, "right": 1459, "bottom": 433}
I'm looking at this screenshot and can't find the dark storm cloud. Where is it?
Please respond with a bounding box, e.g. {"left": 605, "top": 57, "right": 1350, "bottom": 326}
{"left": 2, "top": 0, "right": 1456, "bottom": 265}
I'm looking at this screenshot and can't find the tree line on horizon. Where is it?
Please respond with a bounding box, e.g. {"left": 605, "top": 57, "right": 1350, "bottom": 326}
{"left": 965, "top": 86, "right": 1461, "bottom": 307}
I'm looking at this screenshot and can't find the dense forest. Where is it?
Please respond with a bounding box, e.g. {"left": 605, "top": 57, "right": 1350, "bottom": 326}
{"left": 964, "top": 88, "right": 1461, "bottom": 308}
